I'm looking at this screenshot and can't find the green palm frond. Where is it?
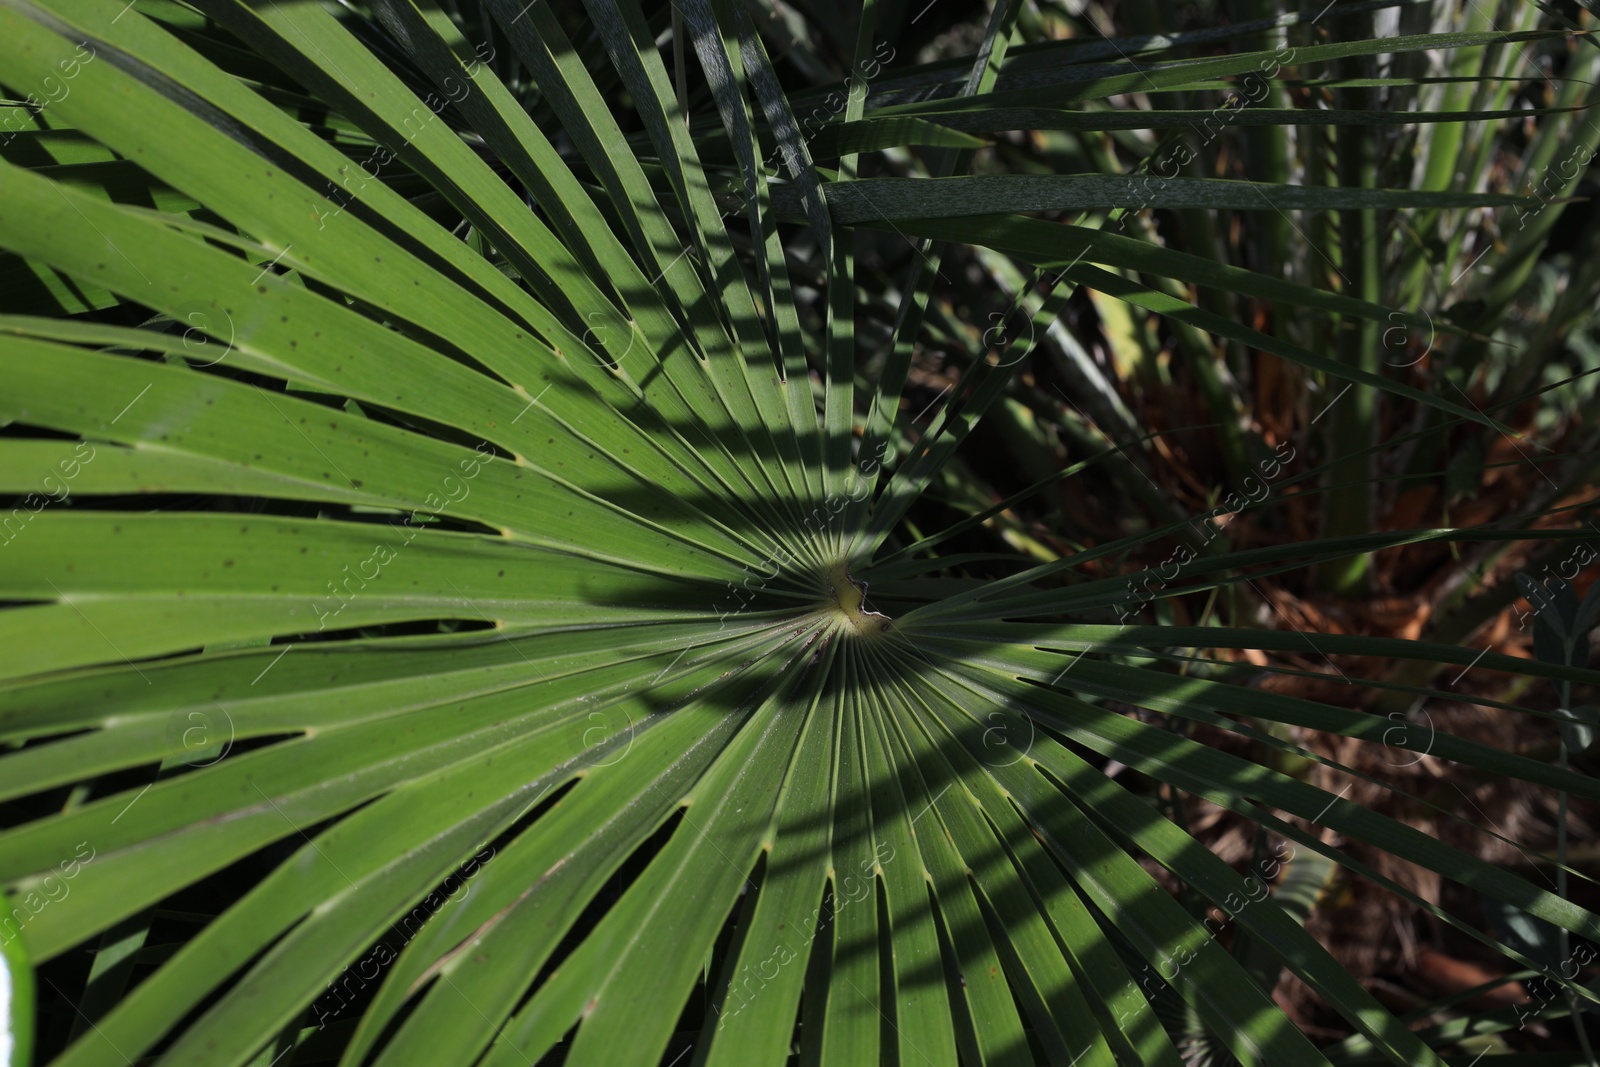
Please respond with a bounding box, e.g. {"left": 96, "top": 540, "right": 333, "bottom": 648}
{"left": 1, "top": 0, "right": 1598, "bottom": 1064}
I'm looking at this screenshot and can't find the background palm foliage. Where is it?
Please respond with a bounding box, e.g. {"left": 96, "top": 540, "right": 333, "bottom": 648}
{"left": 3, "top": 0, "right": 1600, "bottom": 1063}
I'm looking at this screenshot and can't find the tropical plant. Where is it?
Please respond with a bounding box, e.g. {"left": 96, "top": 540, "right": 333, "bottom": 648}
{"left": 1, "top": 0, "right": 1599, "bottom": 1064}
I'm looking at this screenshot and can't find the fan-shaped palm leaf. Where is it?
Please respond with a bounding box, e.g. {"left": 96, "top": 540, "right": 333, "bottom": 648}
{"left": 1, "top": 0, "right": 1596, "bottom": 1065}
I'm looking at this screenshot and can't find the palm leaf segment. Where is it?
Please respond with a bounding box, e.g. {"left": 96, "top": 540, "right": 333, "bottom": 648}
{"left": 0, "top": 0, "right": 1594, "bottom": 1064}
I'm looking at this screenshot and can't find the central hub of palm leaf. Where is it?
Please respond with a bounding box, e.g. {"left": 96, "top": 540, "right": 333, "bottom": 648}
{"left": 823, "top": 561, "right": 891, "bottom": 636}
